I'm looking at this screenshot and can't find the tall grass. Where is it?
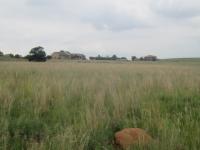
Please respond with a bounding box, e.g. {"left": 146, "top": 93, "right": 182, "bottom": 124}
{"left": 0, "top": 61, "right": 200, "bottom": 150}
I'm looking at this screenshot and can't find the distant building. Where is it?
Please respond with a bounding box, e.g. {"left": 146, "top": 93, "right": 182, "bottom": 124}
{"left": 144, "top": 55, "right": 157, "bottom": 61}
{"left": 51, "top": 51, "right": 86, "bottom": 60}
{"left": 71, "top": 53, "right": 86, "bottom": 60}
{"left": 89, "top": 55, "right": 127, "bottom": 61}
{"left": 89, "top": 57, "right": 96, "bottom": 60}
{"left": 118, "top": 57, "right": 128, "bottom": 61}
{"left": 52, "top": 51, "right": 71, "bottom": 59}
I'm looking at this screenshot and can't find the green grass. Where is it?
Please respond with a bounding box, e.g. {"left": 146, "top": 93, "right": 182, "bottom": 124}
{"left": 0, "top": 61, "right": 200, "bottom": 150}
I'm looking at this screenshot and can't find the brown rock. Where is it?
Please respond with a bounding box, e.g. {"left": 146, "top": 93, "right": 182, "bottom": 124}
{"left": 115, "top": 128, "right": 152, "bottom": 149}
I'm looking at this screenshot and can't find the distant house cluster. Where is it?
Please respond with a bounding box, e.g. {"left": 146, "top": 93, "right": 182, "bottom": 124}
{"left": 51, "top": 51, "right": 158, "bottom": 62}
{"left": 132, "top": 55, "right": 158, "bottom": 61}
{"left": 51, "top": 51, "right": 86, "bottom": 60}
{"left": 89, "top": 55, "right": 128, "bottom": 61}
{"left": 0, "top": 48, "right": 158, "bottom": 62}
{"left": 144, "top": 55, "right": 157, "bottom": 61}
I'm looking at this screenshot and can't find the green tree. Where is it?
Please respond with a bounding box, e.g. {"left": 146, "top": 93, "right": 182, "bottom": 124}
{"left": 14, "top": 54, "right": 22, "bottom": 59}
{"left": 139, "top": 57, "right": 144, "bottom": 61}
{"left": 8, "top": 54, "right": 14, "bottom": 58}
{"left": 46, "top": 55, "right": 52, "bottom": 60}
{"left": 131, "top": 56, "right": 137, "bottom": 61}
{"left": 112, "top": 55, "right": 117, "bottom": 60}
{"left": 0, "top": 51, "right": 3, "bottom": 56}
{"left": 28, "top": 46, "right": 46, "bottom": 62}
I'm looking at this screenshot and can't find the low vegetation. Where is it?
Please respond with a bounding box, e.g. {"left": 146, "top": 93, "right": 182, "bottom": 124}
{"left": 0, "top": 60, "right": 200, "bottom": 150}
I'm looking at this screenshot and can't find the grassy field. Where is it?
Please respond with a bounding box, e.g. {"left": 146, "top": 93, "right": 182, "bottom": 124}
{"left": 0, "top": 60, "right": 200, "bottom": 150}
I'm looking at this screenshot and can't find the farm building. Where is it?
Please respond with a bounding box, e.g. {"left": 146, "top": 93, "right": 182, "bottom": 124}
{"left": 51, "top": 51, "right": 86, "bottom": 60}
{"left": 71, "top": 53, "right": 86, "bottom": 60}
{"left": 52, "top": 51, "right": 71, "bottom": 59}
{"left": 144, "top": 55, "right": 157, "bottom": 61}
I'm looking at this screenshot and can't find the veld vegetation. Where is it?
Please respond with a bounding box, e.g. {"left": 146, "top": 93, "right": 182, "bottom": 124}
{"left": 0, "top": 61, "right": 200, "bottom": 150}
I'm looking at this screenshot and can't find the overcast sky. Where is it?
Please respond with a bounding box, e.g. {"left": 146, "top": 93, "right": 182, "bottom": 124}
{"left": 0, "top": 0, "right": 200, "bottom": 58}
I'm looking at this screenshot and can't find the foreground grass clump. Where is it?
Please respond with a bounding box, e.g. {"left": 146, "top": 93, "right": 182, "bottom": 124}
{"left": 0, "top": 61, "right": 200, "bottom": 150}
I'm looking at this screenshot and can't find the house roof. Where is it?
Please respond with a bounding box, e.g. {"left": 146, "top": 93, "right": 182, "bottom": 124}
{"left": 52, "top": 51, "right": 71, "bottom": 56}
{"left": 144, "top": 55, "right": 157, "bottom": 58}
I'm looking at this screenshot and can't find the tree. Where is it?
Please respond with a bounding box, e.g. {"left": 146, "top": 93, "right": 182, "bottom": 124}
{"left": 8, "top": 54, "right": 14, "bottom": 58}
{"left": 139, "top": 57, "right": 144, "bottom": 61}
{"left": 0, "top": 51, "right": 3, "bottom": 56}
{"left": 112, "top": 54, "right": 117, "bottom": 60}
{"left": 131, "top": 56, "right": 137, "bottom": 61}
{"left": 121, "top": 57, "right": 127, "bottom": 60}
{"left": 14, "top": 54, "right": 22, "bottom": 58}
{"left": 28, "top": 46, "right": 46, "bottom": 62}
{"left": 46, "top": 55, "right": 52, "bottom": 60}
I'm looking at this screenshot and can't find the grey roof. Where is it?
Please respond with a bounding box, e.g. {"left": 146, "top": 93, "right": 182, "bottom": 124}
{"left": 144, "top": 55, "right": 157, "bottom": 58}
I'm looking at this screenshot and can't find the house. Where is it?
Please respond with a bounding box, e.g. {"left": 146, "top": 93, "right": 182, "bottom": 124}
{"left": 89, "top": 57, "right": 96, "bottom": 60}
{"left": 51, "top": 51, "right": 86, "bottom": 60}
{"left": 71, "top": 53, "right": 86, "bottom": 60}
{"left": 52, "top": 51, "right": 71, "bottom": 59}
{"left": 144, "top": 55, "right": 157, "bottom": 61}
{"left": 117, "top": 57, "right": 128, "bottom": 61}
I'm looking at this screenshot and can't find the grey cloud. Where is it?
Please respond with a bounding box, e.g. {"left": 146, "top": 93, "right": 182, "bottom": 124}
{"left": 0, "top": 0, "right": 199, "bottom": 58}
{"left": 153, "top": 0, "right": 200, "bottom": 19}
{"left": 27, "top": 0, "right": 56, "bottom": 6}
{"left": 81, "top": 8, "right": 146, "bottom": 31}
{"left": 26, "top": 0, "right": 148, "bottom": 31}
{"left": 21, "top": 0, "right": 72, "bottom": 22}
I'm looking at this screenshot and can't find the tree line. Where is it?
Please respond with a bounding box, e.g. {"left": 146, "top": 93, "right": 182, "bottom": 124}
{"left": 0, "top": 46, "right": 157, "bottom": 62}
{"left": 0, "top": 46, "right": 50, "bottom": 62}
{"left": 89, "top": 55, "right": 127, "bottom": 61}
{"left": 0, "top": 51, "right": 22, "bottom": 59}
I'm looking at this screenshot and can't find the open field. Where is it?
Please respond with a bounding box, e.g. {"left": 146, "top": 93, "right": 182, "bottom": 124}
{"left": 0, "top": 60, "right": 200, "bottom": 150}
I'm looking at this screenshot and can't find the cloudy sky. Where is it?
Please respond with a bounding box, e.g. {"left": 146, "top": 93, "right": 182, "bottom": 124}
{"left": 0, "top": 0, "right": 200, "bottom": 58}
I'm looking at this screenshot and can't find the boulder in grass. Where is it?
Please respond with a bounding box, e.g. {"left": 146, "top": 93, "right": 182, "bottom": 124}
{"left": 115, "top": 128, "right": 152, "bottom": 149}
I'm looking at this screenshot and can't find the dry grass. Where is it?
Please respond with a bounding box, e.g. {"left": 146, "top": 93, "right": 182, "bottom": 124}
{"left": 0, "top": 61, "right": 200, "bottom": 150}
